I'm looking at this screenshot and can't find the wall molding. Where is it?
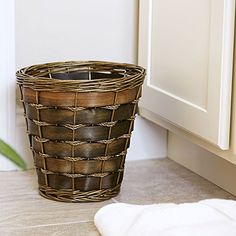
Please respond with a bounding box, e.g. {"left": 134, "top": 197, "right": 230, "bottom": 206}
{"left": 168, "top": 132, "right": 236, "bottom": 196}
{"left": 0, "top": 0, "right": 17, "bottom": 170}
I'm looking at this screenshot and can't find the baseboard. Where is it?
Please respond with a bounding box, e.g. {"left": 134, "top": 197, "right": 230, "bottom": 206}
{"left": 168, "top": 132, "right": 236, "bottom": 196}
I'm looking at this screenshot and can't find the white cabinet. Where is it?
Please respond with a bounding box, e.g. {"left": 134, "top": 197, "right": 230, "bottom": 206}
{"left": 139, "top": 0, "right": 235, "bottom": 149}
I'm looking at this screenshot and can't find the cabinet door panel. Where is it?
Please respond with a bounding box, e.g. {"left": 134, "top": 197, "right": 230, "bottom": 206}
{"left": 139, "top": 0, "right": 235, "bottom": 149}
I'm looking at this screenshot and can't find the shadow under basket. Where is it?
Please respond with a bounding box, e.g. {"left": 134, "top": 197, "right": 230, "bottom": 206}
{"left": 16, "top": 61, "right": 145, "bottom": 202}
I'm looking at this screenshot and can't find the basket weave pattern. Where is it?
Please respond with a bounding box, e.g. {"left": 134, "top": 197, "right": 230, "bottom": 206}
{"left": 17, "top": 61, "right": 145, "bottom": 202}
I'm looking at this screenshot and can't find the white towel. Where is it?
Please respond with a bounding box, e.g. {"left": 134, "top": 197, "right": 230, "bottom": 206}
{"left": 94, "top": 199, "right": 236, "bottom": 236}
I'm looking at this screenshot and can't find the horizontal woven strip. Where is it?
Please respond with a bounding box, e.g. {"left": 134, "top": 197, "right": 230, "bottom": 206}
{"left": 34, "top": 150, "right": 127, "bottom": 161}
{"left": 26, "top": 99, "right": 138, "bottom": 111}
{"left": 33, "top": 133, "right": 131, "bottom": 145}
{"left": 16, "top": 61, "right": 145, "bottom": 92}
{"left": 30, "top": 118, "right": 135, "bottom": 128}
{"left": 39, "top": 184, "right": 121, "bottom": 202}
{"left": 32, "top": 119, "right": 119, "bottom": 128}
{"left": 38, "top": 168, "right": 124, "bottom": 178}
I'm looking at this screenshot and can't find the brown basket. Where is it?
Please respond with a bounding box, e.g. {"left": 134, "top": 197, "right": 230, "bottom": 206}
{"left": 16, "top": 61, "right": 145, "bottom": 202}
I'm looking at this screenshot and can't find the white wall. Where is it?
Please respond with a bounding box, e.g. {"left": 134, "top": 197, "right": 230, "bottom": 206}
{"left": 15, "top": 0, "right": 137, "bottom": 68}
{"left": 13, "top": 0, "right": 167, "bottom": 169}
{"left": 127, "top": 116, "right": 167, "bottom": 161}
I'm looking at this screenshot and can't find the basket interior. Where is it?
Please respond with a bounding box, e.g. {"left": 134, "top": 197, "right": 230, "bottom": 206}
{"left": 51, "top": 71, "right": 125, "bottom": 81}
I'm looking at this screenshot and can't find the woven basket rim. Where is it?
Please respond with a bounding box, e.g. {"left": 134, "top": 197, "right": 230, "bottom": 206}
{"left": 16, "top": 61, "right": 146, "bottom": 92}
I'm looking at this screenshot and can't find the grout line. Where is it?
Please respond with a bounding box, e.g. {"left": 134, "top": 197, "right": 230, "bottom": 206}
{"left": 111, "top": 198, "right": 119, "bottom": 203}
{"left": 16, "top": 220, "right": 94, "bottom": 230}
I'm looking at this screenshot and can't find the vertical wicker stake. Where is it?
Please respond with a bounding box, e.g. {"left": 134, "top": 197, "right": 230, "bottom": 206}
{"left": 16, "top": 61, "right": 145, "bottom": 202}
{"left": 35, "top": 91, "right": 48, "bottom": 187}
{"left": 71, "top": 92, "right": 78, "bottom": 191}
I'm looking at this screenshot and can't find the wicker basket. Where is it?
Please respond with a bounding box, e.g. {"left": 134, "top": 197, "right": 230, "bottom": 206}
{"left": 16, "top": 61, "right": 145, "bottom": 202}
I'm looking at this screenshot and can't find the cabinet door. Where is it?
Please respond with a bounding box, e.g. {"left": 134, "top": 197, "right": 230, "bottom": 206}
{"left": 139, "top": 0, "right": 235, "bottom": 149}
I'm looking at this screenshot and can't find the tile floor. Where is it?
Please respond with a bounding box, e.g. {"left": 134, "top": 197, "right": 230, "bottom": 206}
{"left": 0, "top": 158, "right": 235, "bottom": 236}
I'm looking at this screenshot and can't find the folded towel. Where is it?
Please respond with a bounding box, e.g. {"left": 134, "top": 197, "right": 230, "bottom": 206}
{"left": 94, "top": 199, "right": 236, "bottom": 236}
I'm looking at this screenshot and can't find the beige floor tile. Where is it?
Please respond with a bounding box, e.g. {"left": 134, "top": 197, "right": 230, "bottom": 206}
{"left": 0, "top": 170, "right": 112, "bottom": 229}
{"left": 0, "top": 221, "right": 99, "bottom": 236}
{"left": 114, "top": 158, "right": 236, "bottom": 204}
{"left": 1, "top": 158, "right": 235, "bottom": 236}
